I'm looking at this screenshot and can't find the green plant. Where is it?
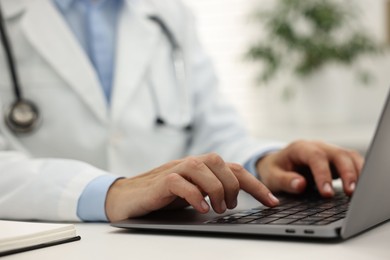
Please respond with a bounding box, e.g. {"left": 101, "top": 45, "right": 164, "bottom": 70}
{"left": 246, "top": 0, "right": 383, "bottom": 94}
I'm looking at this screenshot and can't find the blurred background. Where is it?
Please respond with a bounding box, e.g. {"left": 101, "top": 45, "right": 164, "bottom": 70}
{"left": 183, "top": 0, "right": 390, "bottom": 154}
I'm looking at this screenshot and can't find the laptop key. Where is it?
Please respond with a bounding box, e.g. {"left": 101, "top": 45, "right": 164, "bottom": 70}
{"left": 229, "top": 213, "right": 251, "bottom": 217}
{"left": 232, "top": 218, "right": 254, "bottom": 224}
{"left": 283, "top": 215, "right": 306, "bottom": 220}
{"left": 268, "top": 218, "right": 297, "bottom": 225}
{"left": 281, "top": 209, "right": 304, "bottom": 214}
{"left": 240, "top": 216, "right": 261, "bottom": 221}
{"left": 265, "top": 213, "right": 290, "bottom": 218}
{"left": 311, "top": 212, "right": 336, "bottom": 218}
{"left": 251, "top": 211, "right": 275, "bottom": 217}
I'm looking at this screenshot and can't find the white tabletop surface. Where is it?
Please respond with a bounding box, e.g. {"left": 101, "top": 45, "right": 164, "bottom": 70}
{"left": 4, "top": 218, "right": 390, "bottom": 260}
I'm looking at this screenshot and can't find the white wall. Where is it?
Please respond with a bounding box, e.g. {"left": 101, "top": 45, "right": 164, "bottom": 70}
{"left": 183, "top": 0, "right": 390, "bottom": 150}
{"left": 182, "top": 0, "right": 263, "bottom": 128}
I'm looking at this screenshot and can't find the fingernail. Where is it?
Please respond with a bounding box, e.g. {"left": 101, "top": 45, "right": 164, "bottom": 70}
{"left": 323, "top": 183, "right": 334, "bottom": 195}
{"left": 291, "top": 178, "right": 301, "bottom": 190}
{"left": 201, "top": 200, "right": 209, "bottom": 211}
{"left": 221, "top": 200, "right": 227, "bottom": 212}
{"left": 268, "top": 193, "right": 280, "bottom": 204}
{"left": 231, "top": 199, "right": 238, "bottom": 209}
{"left": 349, "top": 182, "right": 356, "bottom": 192}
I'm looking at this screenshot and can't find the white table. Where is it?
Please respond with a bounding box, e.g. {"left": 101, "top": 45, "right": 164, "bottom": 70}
{"left": 5, "top": 218, "right": 390, "bottom": 260}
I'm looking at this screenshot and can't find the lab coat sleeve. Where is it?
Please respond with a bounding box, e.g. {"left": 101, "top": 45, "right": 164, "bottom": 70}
{"left": 179, "top": 4, "right": 285, "bottom": 165}
{"left": 0, "top": 134, "right": 115, "bottom": 222}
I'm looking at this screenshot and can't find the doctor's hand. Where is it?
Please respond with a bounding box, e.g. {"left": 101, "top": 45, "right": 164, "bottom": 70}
{"left": 105, "top": 153, "right": 280, "bottom": 222}
{"left": 256, "top": 140, "right": 364, "bottom": 198}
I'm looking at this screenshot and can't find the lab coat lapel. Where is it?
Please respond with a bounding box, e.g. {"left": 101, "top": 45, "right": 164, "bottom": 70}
{"left": 110, "top": 1, "right": 160, "bottom": 121}
{"left": 19, "top": 0, "right": 108, "bottom": 123}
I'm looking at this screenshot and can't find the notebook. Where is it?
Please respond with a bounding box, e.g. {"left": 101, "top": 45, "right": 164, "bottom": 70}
{"left": 112, "top": 89, "right": 390, "bottom": 240}
{"left": 0, "top": 220, "right": 80, "bottom": 257}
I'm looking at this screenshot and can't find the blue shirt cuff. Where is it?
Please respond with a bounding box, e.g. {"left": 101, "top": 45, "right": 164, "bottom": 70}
{"left": 244, "top": 148, "right": 281, "bottom": 178}
{"left": 77, "top": 175, "right": 120, "bottom": 222}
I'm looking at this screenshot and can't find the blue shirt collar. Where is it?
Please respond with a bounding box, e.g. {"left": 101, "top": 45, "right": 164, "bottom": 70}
{"left": 54, "top": 0, "right": 76, "bottom": 12}
{"left": 54, "top": 0, "right": 123, "bottom": 11}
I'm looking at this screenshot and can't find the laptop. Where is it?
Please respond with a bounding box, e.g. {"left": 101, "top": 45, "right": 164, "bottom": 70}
{"left": 112, "top": 89, "right": 390, "bottom": 240}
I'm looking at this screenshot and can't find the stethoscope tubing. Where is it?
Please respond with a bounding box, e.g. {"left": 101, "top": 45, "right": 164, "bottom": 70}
{"left": 0, "top": 3, "right": 41, "bottom": 134}
{"left": 0, "top": 4, "right": 22, "bottom": 101}
{"left": 0, "top": 4, "right": 191, "bottom": 133}
{"left": 148, "top": 15, "right": 192, "bottom": 131}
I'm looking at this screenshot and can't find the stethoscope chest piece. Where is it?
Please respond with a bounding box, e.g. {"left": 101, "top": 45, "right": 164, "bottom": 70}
{"left": 5, "top": 100, "right": 40, "bottom": 133}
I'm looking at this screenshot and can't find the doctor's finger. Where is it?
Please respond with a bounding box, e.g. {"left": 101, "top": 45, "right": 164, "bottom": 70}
{"left": 198, "top": 153, "right": 240, "bottom": 209}
{"left": 349, "top": 150, "right": 364, "bottom": 175}
{"left": 227, "top": 163, "right": 280, "bottom": 207}
{"left": 303, "top": 151, "right": 335, "bottom": 197}
{"left": 176, "top": 157, "right": 226, "bottom": 213}
{"left": 164, "top": 173, "right": 210, "bottom": 214}
{"left": 328, "top": 149, "right": 360, "bottom": 196}
{"left": 286, "top": 142, "right": 335, "bottom": 197}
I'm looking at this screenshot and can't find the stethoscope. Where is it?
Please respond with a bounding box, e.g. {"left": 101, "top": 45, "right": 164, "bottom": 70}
{"left": 147, "top": 15, "right": 192, "bottom": 132}
{"left": 0, "top": 5, "right": 40, "bottom": 134}
{"left": 0, "top": 3, "right": 192, "bottom": 134}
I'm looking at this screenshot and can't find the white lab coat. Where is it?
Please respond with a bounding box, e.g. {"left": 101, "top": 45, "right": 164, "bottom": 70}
{"left": 0, "top": 0, "right": 281, "bottom": 221}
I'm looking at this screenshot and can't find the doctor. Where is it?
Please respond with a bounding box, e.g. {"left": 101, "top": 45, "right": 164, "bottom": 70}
{"left": 0, "top": 0, "right": 362, "bottom": 222}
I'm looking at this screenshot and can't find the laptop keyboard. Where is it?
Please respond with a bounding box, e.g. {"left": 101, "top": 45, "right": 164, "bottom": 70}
{"left": 205, "top": 193, "right": 349, "bottom": 226}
